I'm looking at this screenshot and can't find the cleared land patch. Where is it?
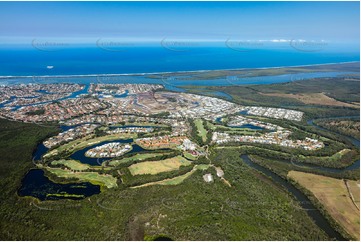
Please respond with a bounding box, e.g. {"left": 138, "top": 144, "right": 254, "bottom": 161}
{"left": 288, "top": 171, "right": 360, "bottom": 240}
{"left": 128, "top": 155, "right": 191, "bottom": 175}
{"left": 132, "top": 164, "right": 210, "bottom": 188}
{"left": 260, "top": 92, "right": 359, "bottom": 108}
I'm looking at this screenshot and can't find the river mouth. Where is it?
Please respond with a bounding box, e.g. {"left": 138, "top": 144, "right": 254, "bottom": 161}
{"left": 18, "top": 169, "right": 101, "bottom": 201}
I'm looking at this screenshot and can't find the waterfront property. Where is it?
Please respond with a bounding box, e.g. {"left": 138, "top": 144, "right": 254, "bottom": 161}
{"left": 85, "top": 142, "right": 132, "bottom": 158}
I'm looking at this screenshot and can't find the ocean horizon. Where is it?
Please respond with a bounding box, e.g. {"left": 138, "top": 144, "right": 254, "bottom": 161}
{"left": 0, "top": 44, "right": 359, "bottom": 76}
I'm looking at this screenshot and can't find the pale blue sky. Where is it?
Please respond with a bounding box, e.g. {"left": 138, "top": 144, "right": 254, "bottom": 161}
{"left": 0, "top": 1, "right": 359, "bottom": 44}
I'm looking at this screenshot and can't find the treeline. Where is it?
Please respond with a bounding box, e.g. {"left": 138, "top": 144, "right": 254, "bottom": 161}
{"left": 300, "top": 106, "right": 360, "bottom": 119}
{"left": 105, "top": 150, "right": 181, "bottom": 169}
{"left": 218, "top": 145, "right": 358, "bottom": 169}
{"left": 114, "top": 151, "right": 210, "bottom": 188}
{"left": 43, "top": 169, "right": 81, "bottom": 184}
{"left": 250, "top": 155, "right": 360, "bottom": 181}
{"left": 189, "top": 118, "right": 205, "bottom": 146}
{"left": 189, "top": 118, "right": 213, "bottom": 146}
{"left": 288, "top": 177, "right": 356, "bottom": 241}
{"left": 203, "top": 121, "right": 214, "bottom": 143}
{"left": 119, "top": 165, "right": 194, "bottom": 187}
{"left": 221, "top": 139, "right": 346, "bottom": 159}
{"left": 148, "top": 111, "right": 170, "bottom": 118}
{"left": 314, "top": 119, "right": 360, "bottom": 140}
{"left": 137, "top": 129, "right": 172, "bottom": 139}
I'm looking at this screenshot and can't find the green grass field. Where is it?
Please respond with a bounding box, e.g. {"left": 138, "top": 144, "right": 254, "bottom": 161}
{"left": 194, "top": 119, "right": 207, "bottom": 142}
{"left": 108, "top": 152, "right": 170, "bottom": 167}
{"left": 45, "top": 167, "right": 118, "bottom": 188}
{"left": 183, "top": 151, "right": 198, "bottom": 161}
{"left": 128, "top": 155, "right": 191, "bottom": 175}
{"left": 133, "top": 164, "right": 211, "bottom": 188}
{"left": 51, "top": 159, "right": 91, "bottom": 171}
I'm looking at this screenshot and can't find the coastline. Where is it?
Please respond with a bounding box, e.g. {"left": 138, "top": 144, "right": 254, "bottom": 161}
{"left": 0, "top": 61, "right": 359, "bottom": 79}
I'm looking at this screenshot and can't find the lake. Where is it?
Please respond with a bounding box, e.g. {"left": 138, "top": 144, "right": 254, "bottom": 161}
{"left": 18, "top": 169, "right": 100, "bottom": 201}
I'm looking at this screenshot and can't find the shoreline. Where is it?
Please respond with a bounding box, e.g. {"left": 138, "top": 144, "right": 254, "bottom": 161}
{"left": 0, "top": 61, "right": 359, "bottom": 79}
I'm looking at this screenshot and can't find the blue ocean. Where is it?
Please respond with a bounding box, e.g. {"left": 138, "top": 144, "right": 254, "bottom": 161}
{"left": 0, "top": 43, "right": 359, "bottom": 76}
